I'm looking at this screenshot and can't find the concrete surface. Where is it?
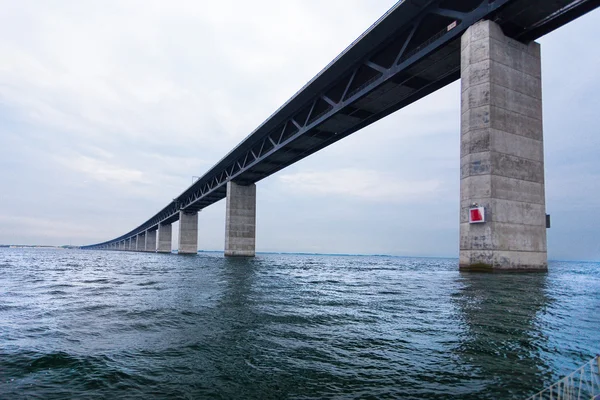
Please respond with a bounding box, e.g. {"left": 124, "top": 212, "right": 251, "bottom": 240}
{"left": 178, "top": 211, "right": 198, "bottom": 255}
{"left": 225, "top": 182, "right": 256, "bottom": 257}
{"left": 145, "top": 230, "right": 157, "bottom": 252}
{"left": 460, "top": 20, "right": 547, "bottom": 271}
{"left": 157, "top": 223, "right": 172, "bottom": 253}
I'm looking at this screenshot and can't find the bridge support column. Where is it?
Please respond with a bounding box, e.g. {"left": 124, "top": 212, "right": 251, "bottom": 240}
{"left": 178, "top": 211, "right": 198, "bottom": 255}
{"left": 225, "top": 182, "right": 256, "bottom": 257}
{"left": 460, "top": 20, "right": 547, "bottom": 271}
{"left": 157, "top": 223, "right": 172, "bottom": 253}
{"left": 145, "top": 230, "right": 157, "bottom": 252}
{"left": 130, "top": 236, "right": 137, "bottom": 251}
{"left": 136, "top": 232, "right": 145, "bottom": 252}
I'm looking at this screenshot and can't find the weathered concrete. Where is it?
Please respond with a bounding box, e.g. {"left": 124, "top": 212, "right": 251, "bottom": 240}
{"left": 157, "top": 223, "right": 172, "bottom": 253}
{"left": 225, "top": 182, "right": 256, "bottom": 257}
{"left": 136, "top": 232, "right": 145, "bottom": 252}
{"left": 130, "top": 236, "right": 137, "bottom": 252}
{"left": 178, "top": 211, "right": 198, "bottom": 255}
{"left": 145, "top": 230, "right": 157, "bottom": 252}
{"left": 460, "top": 20, "right": 547, "bottom": 271}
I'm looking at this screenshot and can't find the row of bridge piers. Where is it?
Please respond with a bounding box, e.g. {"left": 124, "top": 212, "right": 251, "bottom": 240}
{"left": 93, "top": 20, "right": 549, "bottom": 271}
{"left": 102, "top": 181, "right": 256, "bottom": 256}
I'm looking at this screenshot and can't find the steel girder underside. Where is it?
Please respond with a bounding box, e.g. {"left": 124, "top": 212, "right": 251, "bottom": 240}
{"left": 85, "top": 0, "right": 599, "bottom": 249}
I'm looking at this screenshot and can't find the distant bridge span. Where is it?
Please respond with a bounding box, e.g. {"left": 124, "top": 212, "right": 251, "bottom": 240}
{"left": 83, "top": 0, "right": 599, "bottom": 271}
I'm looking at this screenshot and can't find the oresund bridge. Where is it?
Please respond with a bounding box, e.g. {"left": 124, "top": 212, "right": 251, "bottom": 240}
{"left": 82, "top": 0, "right": 599, "bottom": 271}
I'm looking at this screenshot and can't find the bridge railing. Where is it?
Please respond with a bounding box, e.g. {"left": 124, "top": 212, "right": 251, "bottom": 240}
{"left": 526, "top": 354, "right": 600, "bottom": 400}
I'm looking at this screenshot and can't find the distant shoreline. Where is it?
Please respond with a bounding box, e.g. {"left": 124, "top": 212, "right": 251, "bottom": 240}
{"left": 0, "top": 245, "right": 79, "bottom": 249}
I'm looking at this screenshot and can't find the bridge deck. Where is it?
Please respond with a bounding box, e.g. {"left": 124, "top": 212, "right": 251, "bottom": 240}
{"left": 85, "top": 0, "right": 599, "bottom": 248}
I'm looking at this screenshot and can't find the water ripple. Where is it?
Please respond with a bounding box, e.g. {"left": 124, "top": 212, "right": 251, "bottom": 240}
{"left": 0, "top": 249, "right": 598, "bottom": 399}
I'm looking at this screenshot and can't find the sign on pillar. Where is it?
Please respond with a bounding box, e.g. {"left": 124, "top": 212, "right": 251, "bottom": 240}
{"left": 469, "top": 205, "right": 485, "bottom": 224}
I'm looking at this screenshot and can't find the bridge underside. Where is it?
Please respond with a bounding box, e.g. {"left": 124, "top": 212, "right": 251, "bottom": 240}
{"left": 83, "top": 0, "right": 598, "bottom": 269}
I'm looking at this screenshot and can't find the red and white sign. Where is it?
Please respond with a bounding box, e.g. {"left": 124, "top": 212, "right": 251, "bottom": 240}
{"left": 469, "top": 207, "right": 485, "bottom": 224}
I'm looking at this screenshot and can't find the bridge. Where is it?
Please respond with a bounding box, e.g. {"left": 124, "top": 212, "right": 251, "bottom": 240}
{"left": 82, "top": 0, "right": 599, "bottom": 271}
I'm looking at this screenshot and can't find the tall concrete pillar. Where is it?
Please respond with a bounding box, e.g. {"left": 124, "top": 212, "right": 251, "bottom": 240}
{"left": 225, "top": 182, "right": 256, "bottom": 257}
{"left": 157, "top": 223, "right": 172, "bottom": 253}
{"left": 131, "top": 236, "right": 137, "bottom": 251}
{"left": 136, "top": 232, "right": 145, "bottom": 252}
{"left": 145, "top": 230, "right": 157, "bottom": 252}
{"left": 178, "top": 211, "right": 198, "bottom": 254}
{"left": 460, "top": 20, "right": 547, "bottom": 271}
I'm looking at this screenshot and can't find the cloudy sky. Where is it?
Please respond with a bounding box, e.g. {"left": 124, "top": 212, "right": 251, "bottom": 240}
{"left": 0, "top": 1, "right": 598, "bottom": 260}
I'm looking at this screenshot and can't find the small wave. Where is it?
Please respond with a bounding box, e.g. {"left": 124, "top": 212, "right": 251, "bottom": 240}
{"left": 64, "top": 262, "right": 80, "bottom": 267}
{"left": 79, "top": 304, "right": 112, "bottom": 312}
{"left": 136, "top": 281, "right": 160, "bottom": 286}
{"left": 47, "top": 290, "right": 69, "bottom": 296}
{"left": 26, "top": 351, "right": 81, "bottom": 371}
{"left": 81, "top": 278, "right": 111, "bottom": 284}
{"left": 47, "top": 284, "right": 74, "bottom": 288}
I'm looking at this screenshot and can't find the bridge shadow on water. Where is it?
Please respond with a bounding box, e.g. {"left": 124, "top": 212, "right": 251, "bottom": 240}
{"left": 169, "top": 256, "right": 293, "bottom": 398}
{"left": 452, "top": 272, "right": 553, "bottom": 399}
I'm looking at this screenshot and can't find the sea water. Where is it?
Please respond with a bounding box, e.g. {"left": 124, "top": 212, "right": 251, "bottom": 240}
{"left": 1, "top": 248, "right": 598, "bottom": 399}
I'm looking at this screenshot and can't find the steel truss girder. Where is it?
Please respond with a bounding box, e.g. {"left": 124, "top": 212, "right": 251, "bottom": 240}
{"left": 173, "top": 0, "right": 509, "bottom": 205}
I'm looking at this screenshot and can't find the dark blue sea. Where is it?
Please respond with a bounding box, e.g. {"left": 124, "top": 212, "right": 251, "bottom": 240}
{"left": 0, "top": 248, "right": 598, "bottom": 399}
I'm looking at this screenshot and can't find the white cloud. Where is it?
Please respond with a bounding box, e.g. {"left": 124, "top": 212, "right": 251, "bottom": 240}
{"left": 56, "top": 155, "right": 144, "bottom": 185}
{"left": 0, "top": 215, "right": 106, "bottom": 243}
{"left": 279, "top": 168, "right": 441, "bottom": 202}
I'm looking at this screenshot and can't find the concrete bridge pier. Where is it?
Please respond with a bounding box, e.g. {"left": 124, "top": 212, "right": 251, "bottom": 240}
{"left": 128, "top": 237, "right": 134, "bottom": 251}
{"left": 225, "top": 181, "right": 256, "bottom": 257}
{"left": 136, "top": 232, "right": 145, "bottom": 252}
{"left": 157, "top": 223, "right": 172, "bottom": 253}
{"left": 145, "top": 229, "right": 157, "bottom": 252}
{"left": 178, "top": 211, "right": 198, "bottom": 254}
{"left": 460, "top": 20, "right": 547, "bottom": 271}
